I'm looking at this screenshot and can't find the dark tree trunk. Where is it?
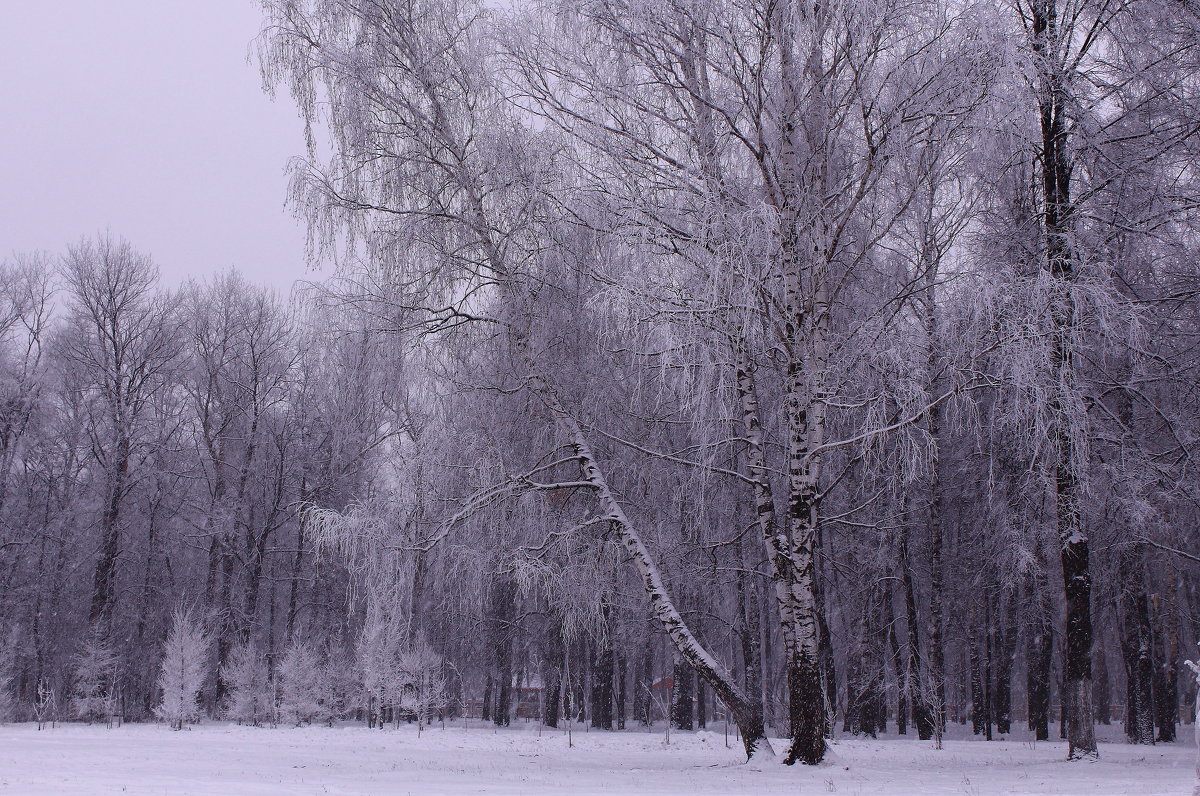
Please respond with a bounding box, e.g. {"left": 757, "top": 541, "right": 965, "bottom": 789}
{"left": 993, "top": 597, "right": 1016, "bottom": 735}
{"left": 1154, "top": 573, "right": 1179, "bottom": 743}
{"left": 970, "top": 627, "right": 986, "bottom": 736}
{"left": 1094, "top": 640, "right": 1111, "bottom": 725}
{"left": 1031, "top": 0, "right": 1096, "bottom": 759}
{"left": 544, "top": 670, "right": 561, "bottom": 728}
{"left": 543, "top": 624, "right": 563, "bottom": 729}
{"left": 846, "top": 586, "right": 887, "bottom": 738}
{"left": 496, "top": 676, "right": 512, "bottom": 727}
{"left": 285, "top": 531, "right": 305, "bottom": 644}
{"left": 266, "top": 577, "right": 278, "bottom": 681}
{"left": 634, "top": 624, "right": 653, "bottom": 726}
{"left": 885, "top": 580, "right": 907, "bottom": 735}
{"left": 1121, "top": 554, "right": 1155, "bottom": 744}
{"left": 488, "top": 576, "right": 516, "bottom": 727}
{"left": 615, "top": 652, "right": 626, "bottom": 730}
{"left": 571, "top": 637, "right": 587, "bottom": 723}
{"left": 482, "top": 675, "right": 493, "bottom": 723}
{"left": 927, "top": 400, "right": 948, "bottom": 739}
{"left": 1027, "top": 587, "right": 1054, "bottom": 741}
{"left": 1060, "top": 528, "right": 1095, "bottom": 755}
{"left": 672, "top": 656, "right": 694, "bottom": 730}
{"left": 590, "top": 630, "right": 614, "bottom": 729}
{"left": 89, "top": 439, "right": 130, "bottom": 631}
{"left": 736, "top": 559, "right": 764, "bottom": 725}
{"left": 900, "top": 520, "right": 933, "bottom": 739}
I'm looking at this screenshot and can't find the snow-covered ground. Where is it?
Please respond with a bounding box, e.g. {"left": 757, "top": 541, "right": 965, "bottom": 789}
{"left": 0, "top": 720, "right": 1192, "bottom": 795}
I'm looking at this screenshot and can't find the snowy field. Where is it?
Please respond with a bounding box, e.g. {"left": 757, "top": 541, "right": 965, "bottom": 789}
{"left": 0, "top": 722, "right": 1193, "bottom": 795}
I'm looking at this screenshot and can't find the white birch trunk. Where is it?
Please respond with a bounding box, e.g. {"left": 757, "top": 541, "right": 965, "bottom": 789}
{"left": 537, "top": 382, "right": 774, "bottom": 760}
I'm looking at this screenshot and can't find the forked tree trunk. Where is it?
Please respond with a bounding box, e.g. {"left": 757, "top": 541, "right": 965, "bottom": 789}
{"left": 735, "top": 344, "right": 820, "bottom": 759}
{"left": 771, "top": 0, "right": 836, "bottom": 763}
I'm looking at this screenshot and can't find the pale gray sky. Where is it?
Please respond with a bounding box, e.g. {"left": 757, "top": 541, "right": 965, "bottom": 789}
{"left": 0, "top": 2, "right": 310, "bottom": 287}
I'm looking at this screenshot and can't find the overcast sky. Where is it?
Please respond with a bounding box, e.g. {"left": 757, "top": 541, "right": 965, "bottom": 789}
{"left": 0, "top": 2, "right": 310, "bottom": 288}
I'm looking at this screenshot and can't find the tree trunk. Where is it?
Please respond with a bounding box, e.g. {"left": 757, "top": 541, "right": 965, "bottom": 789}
{"left": 616, "top": 652, "right": 627, "bottom": 730}
{"left": 886, "top": 581, "right": 907, "bottom": 736}
{"left": 1156, "top": 571, "right": 1180, "bottom": 743}
{"left": 1028, "top": 583, "right": 1054, "bottom": 741}
{"left": 1094, "top": 640, "right": 1111, "bottom": 726}
{"left": 634, "top": 623, "right": 653, "bottom": 727}
{"left": 994, "top": 597, "right": 1016, "bottom": 735}
{"left": 544, "top": 622, "right": 563, "bottom": 728}
{"left": 591, "top": 624, "right": 614, "bottom": 730}
{"left": 488, "top": 575, "right": 516, "bottom": 728}
{"left": 672, "top": 656, "right": 694, "bottom": 731}
{"left": 970, "top": 623, "right": 986, "bottom": 737}
{"left": 1122, "top": 553, "right": 1155, "bottom": 744}
{"left": 88, "top": 437, "right": 130, "bottom": 631}
{"left": 901, "top": 520, "right": 933, "bottom": 739}
{"left": 1031, "top": 0, "right": 1096, "bottom": 759}
{"left": 927, "top": 401, "right": 948, "bottom": 738}
{"left": 735, "top": 547, "right": 764, "bottom": 726}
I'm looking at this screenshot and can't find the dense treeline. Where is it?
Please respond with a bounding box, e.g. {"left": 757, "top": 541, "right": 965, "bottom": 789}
{"left": 1, "top": 0, "right": 1199, "bottom": 767}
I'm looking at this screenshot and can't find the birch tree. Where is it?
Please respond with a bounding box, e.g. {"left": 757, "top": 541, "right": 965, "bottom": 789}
{"left": 258, "top": 0, "right": 773, "bottom": 759}
{"left": 508, "top": 0, "right": 998, "bottom": 763}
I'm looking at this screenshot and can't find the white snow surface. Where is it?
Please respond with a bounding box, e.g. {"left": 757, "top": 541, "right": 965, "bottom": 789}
{"left": 0, "top": 721, "right": 1192, "bottom": 795}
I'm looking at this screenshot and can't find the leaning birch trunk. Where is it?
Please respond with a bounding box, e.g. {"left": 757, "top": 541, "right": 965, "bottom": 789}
{"left": 538, "top": 384, "right": 773, "bottom": 761}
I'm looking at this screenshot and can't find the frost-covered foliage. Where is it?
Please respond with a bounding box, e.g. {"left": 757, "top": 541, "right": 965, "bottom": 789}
{"left": 398, "top": 640, "right": 446, "bottom": 729}
{"left": 222, "top": 642, "right": 270, "bottom": 726}
{"left": 323, "top": 645, "right": 358, "bottom": 723}
{"left": 33, "top": 679, "right": 57, "bottom": 729}
{"left": 72, "top": 630, "right": 119, "bottom": 724}
{"left": 1, "top": 0, "right": 1200, "bottom": 779}
{"left": 278, "top": 641, "right": 328, "bottom": 726}
{"left": 355, "top": 599, "right": 448, "bottom": 729}
{"left": 356, "top": 618, "right": 386, "bottom": 711}
{"left": 154, "top": 608, "right": 212, "bottom": 730}
{"left": 357, "top": 611, "right": 402, "bottom": 726}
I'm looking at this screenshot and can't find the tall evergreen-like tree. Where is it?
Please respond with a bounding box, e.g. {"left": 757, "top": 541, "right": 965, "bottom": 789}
{"left": 154, "top": 609, "right": 212, "bottom": 730}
